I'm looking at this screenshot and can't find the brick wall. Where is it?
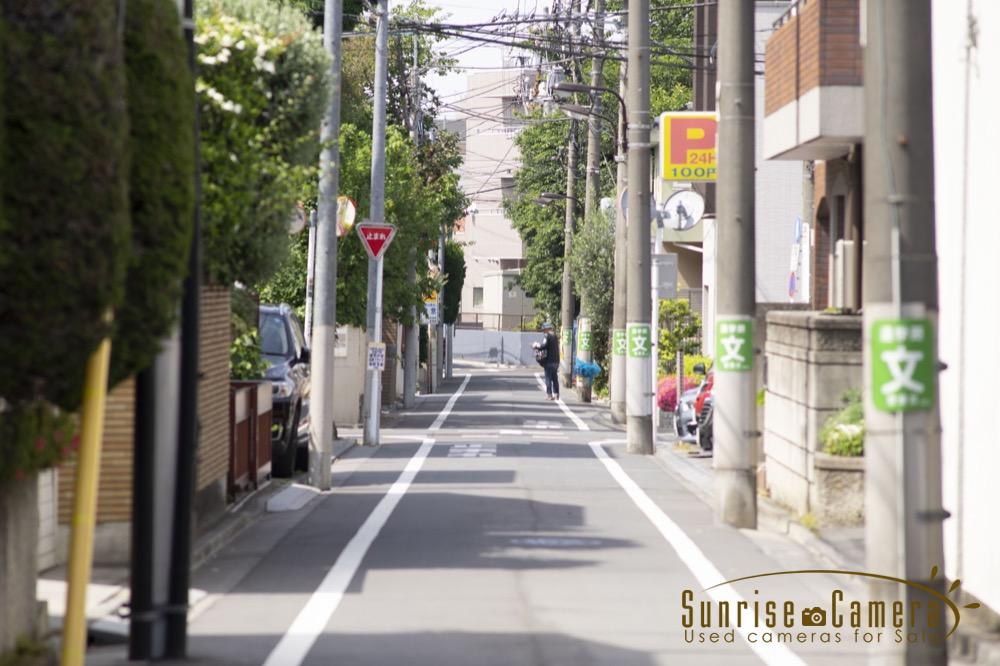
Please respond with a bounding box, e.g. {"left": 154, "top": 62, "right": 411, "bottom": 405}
{"left": 58, "top": 286, "right": 232, "bottom": 525}
{"left": 58, "top": 378, "right": 135, "bottom": 525}
{"left": 765, "top": 0, "right": 861, "bottom": 116}
{"left": 197, "top": 286, "right": 231, "bottom": 493}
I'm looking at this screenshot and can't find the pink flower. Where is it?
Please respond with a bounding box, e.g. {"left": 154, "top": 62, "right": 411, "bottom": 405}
{"left": 35, "top": 437, "right": 46, "bottom": 451}
{"left": 71, "top": 434, "right": 80, "bottom": 451}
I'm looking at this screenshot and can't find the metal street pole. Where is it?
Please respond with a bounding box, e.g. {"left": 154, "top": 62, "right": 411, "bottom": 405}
{"left": 610, "top": 62, "right": 628, "bottom": 423}
{"left": 164, "top": 0, "right": 201, "bottom": 654}
{"left": 713, "top": 0, "right": 756, "bottom": 528}
{"left": 307, "top": 0, "right": 345, "bottom": 485}
{"left": 624, "top": 0, "right": 652, "bottom": 454}
{"left": 363, "top": 0, "right": 389, "bottom": 445}
{"left": 304, "top": 210, "right": 318, "bottom": 345}
{"left": 403, "top": 36, "right": 420, "bottom": 407}
{"left": 863, "top": 2, "right": 945, "bottom": 664}
{"left": 437, "top": 229, "right": 445, "bottom": 383}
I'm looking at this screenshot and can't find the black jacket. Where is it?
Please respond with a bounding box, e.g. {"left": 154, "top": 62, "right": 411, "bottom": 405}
{"left": 543, "top": 332, "right": 560, "bottom": 366}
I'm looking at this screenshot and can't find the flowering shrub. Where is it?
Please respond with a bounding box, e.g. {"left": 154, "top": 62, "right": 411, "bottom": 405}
{"left": 820, "top": 389, "right": 864, "bottom": 456}
{"left": 656, "top": 375, "right": 701, "bottom": 412}
{"left": 0, "top": 403, "right": 79, "bottom": 484}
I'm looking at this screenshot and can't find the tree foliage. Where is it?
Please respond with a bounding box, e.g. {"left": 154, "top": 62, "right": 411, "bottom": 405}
{"left": 443, "top": 241, "right": 466, "bottom": 325}
{"left": 504, "top": 111, "right": 583, "bottom": 320}
{"left": 196, "top": 0, "right": 330, "bottom": 285}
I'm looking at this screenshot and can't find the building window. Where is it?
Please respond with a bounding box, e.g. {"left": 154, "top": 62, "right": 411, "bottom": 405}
{"left": 472, "top": 287, "right": 484, "bottom": 307}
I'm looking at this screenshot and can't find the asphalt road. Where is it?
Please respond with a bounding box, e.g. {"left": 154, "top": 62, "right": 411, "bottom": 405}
{"left": 111, "top": 367, "right": 874, "bottom": 665}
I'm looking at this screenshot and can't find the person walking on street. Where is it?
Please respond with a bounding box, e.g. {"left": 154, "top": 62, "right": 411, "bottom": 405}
{"left": 537, "top": 322, "right": 561, "bottom": 401}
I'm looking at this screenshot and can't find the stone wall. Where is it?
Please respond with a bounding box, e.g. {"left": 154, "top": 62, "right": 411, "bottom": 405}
{"left": 763, "top": 310, "right": 862, "bottom": 517}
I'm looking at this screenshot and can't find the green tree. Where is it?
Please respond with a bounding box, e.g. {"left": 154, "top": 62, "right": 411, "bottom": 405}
{"left": 443, "top": 241, "right": 466, "bottom": 325}
{"left": 569, "top": 209, "right": 615, "bottom": 387}
{"left": 196, "top": 0, "right": 330, "bottom": 286}
{"left": 503, "top": 110, "right": 583, "bottom": 320}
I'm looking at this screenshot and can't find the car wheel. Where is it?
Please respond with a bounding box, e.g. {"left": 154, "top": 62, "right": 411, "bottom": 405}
{"left": 272, "top": 404, "right": 300, "bottom": 478}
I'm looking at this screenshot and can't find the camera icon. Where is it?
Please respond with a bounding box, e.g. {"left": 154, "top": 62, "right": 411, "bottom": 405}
{"left": 801, "top": 607, "right": 827, "bottom": 627}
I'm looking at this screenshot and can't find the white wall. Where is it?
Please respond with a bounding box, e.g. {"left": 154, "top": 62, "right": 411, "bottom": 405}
{"left": 933, "top": 0, "right": 1000, "bottom": 612}
{"left": 755, "top": 2, "right": 807, "bottom": 304}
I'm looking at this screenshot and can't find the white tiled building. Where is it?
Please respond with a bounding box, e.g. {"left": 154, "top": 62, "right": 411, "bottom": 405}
{"left": 444, "top": 65, "right": 537, "bottom": 330}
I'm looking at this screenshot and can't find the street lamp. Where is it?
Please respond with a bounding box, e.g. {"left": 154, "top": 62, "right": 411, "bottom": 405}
{"left": 553, "top": 81, "right": 627, "bottom": 125}
{"left": 535, "top": 192, "right": 580, "bottom": 206}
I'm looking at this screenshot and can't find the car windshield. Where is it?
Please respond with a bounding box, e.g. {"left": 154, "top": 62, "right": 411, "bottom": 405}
{"left": 259, "top": 314, "right": 289, "bottom": 357}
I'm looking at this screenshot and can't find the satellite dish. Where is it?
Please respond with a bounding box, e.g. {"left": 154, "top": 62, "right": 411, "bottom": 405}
{"left": 662, "top": 189, "right": 705, "bottom": 231}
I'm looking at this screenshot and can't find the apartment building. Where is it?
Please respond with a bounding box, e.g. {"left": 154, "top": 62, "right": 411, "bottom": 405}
{"left": 446, "top": 65, "right": 537, "bottom": 331}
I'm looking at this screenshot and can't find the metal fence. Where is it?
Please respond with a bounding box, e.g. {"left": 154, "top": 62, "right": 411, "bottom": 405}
{"left": 457, "top": 311, "right": 536, "bottom": 332}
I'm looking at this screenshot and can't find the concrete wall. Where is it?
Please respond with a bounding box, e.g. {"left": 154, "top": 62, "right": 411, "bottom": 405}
{"left": 1, "top": 477, "right": 41, "bottom": 653}
{"left": 763, "top": 311, "right": 862, "bottom": 515}
{"left": 453, "top": 329, "right": 545, "bottom": 367}
{"left": 332, "top": 325, "right": 368, "bottom": 427}
{"left": 933, "top": 0, "right": 1000, "bottom": 613}
{"left": 37, "top": 470, "right": 57, "bottom": 572}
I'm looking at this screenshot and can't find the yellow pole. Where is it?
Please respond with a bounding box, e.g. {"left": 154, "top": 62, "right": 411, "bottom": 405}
{"left": 61, "top": 317, "right": 113, "bottom": 666}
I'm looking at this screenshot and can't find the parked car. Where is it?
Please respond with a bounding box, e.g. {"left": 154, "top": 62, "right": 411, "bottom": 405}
{"left": 693, "top": 370, "right": 714, "bottom": 452}
{"left": 259, "top": 304, "right": 311, "bottom": 477}
{"left": 673, "top": 386, "right": 701, "bottom": 442}
{"left": 674, "top": 363, "right": 710, "bottom": 443}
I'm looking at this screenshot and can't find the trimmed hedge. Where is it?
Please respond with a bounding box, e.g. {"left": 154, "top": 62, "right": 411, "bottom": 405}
{"left": 110, "top": 0, "right": 196, "bottom": 385}
{"left": 0, "top": 0, "right": 130, "bottom": 411}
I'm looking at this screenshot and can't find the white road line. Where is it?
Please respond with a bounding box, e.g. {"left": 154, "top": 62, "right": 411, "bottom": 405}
{"left": 262, "top": 374, "right": 472, "bottom": 666}
{"left": 588, "top": 442, "right": 806, "bottom": 666}
{"left": 534, "top": 372, "right": 590, "bottom": 431}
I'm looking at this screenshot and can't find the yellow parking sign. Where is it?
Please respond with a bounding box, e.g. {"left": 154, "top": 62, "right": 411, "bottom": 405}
{"left": 660, "top": 112, "right": 718, "bottom": 182}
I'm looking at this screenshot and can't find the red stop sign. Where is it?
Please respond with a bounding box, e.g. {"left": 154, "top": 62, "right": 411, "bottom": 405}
{"left": 356, "top": 222, "right": 397, "bottom": 260}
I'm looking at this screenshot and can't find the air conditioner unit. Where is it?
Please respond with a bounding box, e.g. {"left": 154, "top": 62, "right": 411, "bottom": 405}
{"left": 832, "top": 239, "right": 858, "bottom": 310}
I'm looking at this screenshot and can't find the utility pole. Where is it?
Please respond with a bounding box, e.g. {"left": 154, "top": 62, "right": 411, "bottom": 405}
{"left": 363, "top": 0, "right": 389, "bottom": 446}
{"left": 309, "top": 0, "right": 345, "bottom": 484}
{"left": 610, "top": 62, "right": 628, "bottom": 423}
{"left": 304, "top": 210, "right": 317, "bottom": 345}
{"left": 403, "top": 36, "right": 420, "bottom": 408}
{"left": 559, "top": 0, "right": 580, "bottom": 389}
{"left": 625, "top": 0, "right": 652, "bottom": 454}
{"left": 713, "top": 0, "right": 756, "bottom": 527}
{"left": 863, "top": 1, "right": 945, "bottom": 664}
{"left": 577, "top": 0, "right": 604, "bottom": 404}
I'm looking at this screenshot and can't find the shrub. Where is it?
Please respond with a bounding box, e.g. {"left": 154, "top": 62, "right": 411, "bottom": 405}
{"left": 658, "top": 298, "right": 703, "bottom": 375}
{"left": 110, "top": 0, "right": 196, "bottom": 386}
{"left": 196, "top": 0, "right": 330, "bottom": 286}
{"left": 820, "top": 389, "right": 864, "bottom": 456}
{"left": 0, "top": 0, "right": 130, "bottom": 412}
{"left": 657, "top": 375, "right": 701, "bottom": 412}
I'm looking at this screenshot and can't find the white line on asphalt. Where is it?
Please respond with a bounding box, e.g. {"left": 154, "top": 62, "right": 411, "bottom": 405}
{"left": 262, "top": 374, "right": 472, "bottom": 666}
{"left": 534, "top": 372, "right": 590, "bottom": 431}
{"left": 588, "top": 442, "right": 806, "bottom": 666}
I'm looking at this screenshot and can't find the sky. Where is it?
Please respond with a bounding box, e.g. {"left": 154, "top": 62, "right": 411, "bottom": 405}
{"left": 389, "top": 0, "right": 543, "bottom": 103}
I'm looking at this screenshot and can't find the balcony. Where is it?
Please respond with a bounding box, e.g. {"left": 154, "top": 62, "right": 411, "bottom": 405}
{"left": 763, "top": 0, "right": 863, "bottom": 160}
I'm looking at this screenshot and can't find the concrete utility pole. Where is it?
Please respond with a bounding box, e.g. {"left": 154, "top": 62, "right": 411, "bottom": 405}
{"left": 363, "top": 0, "right": 389, "bottom": 446}
{"left": 309, "top": 0, "right": 345, "bottom": 485}
{"left": 610, "top": 62, "right": 628, "bottom": 423}
{"left": 863, "top": 2, "right": 945, "bottom": 664}
{"left": 559, "top": 0, "right": 580, "bottom": 389}
{"left": 560, "top": 124, "right": 579, "bottom": 389}
{"left": 403, "top": 37, "right": 420, "bottom": 408}
{"left": 577, "top": 0, "right": 604, "bottom": 404}
{"left": 304, "top": 210, "right": 317, "bottom": 345}
{"left": 713, "top": 0, "right": 756, "bottom": 527}
{"left": 624, "top": 0, "right": 652, "bottom": 454}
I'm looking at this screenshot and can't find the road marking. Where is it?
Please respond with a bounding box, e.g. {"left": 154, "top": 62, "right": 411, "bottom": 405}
{"left": 262, "top": 374, "right": 472, "bottom": 666}
{"left": 447, "top": 443, "right": 497, "bottom": 458}
{"left": 534, "top": 373, "right": 590, "bottom": 431}
{"left": 459, "top": 433, "right": 498, "bottom": 439}
{"left": 588, "top": 441, "right": 807, "bottom": 666}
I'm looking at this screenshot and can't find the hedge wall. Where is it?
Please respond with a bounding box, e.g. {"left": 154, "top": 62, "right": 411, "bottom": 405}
{"left": 0, "top": 0, "right": 130, "bottom": 412}
{"left": 110, "top": 0, "right": 196, "bottom": 385}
